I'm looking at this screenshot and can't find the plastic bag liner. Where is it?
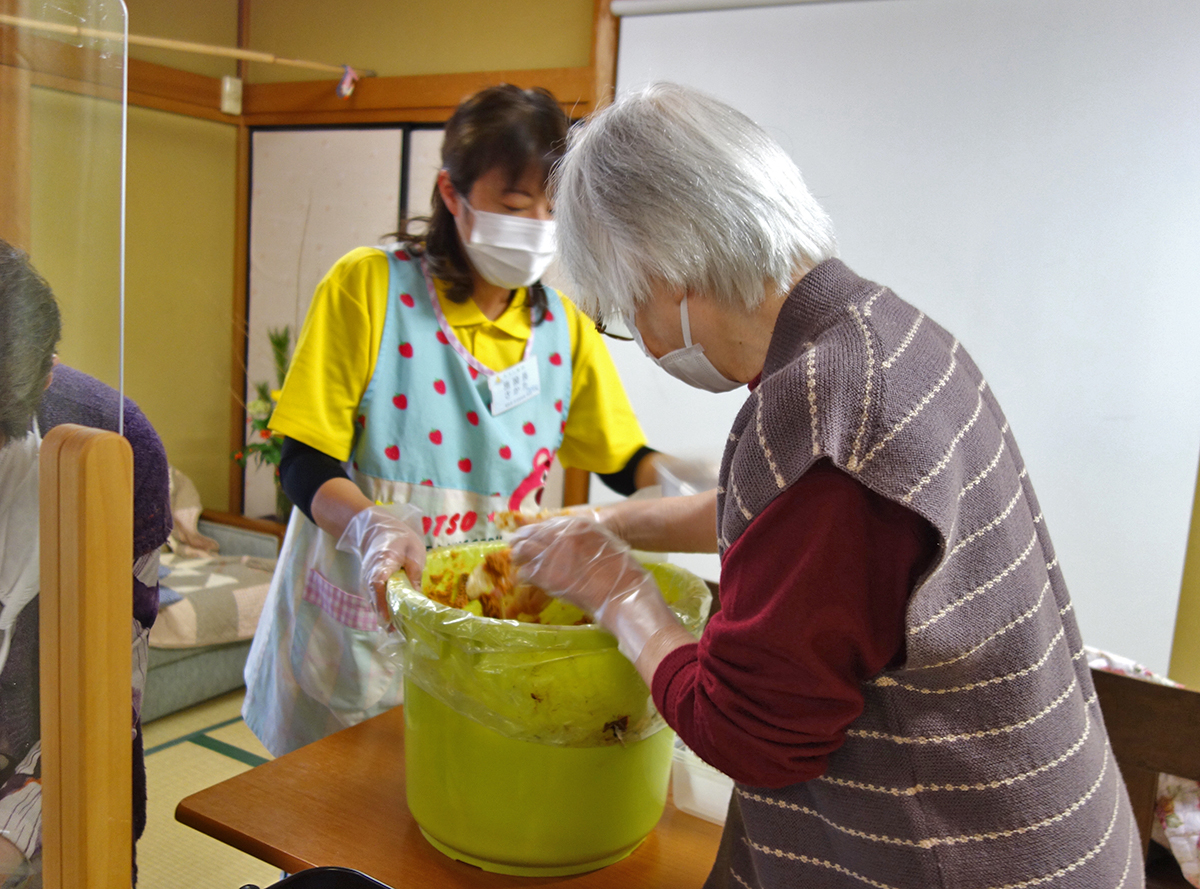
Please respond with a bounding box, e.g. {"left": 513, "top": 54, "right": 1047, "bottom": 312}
{"left": 386, "top": 540, "right": 710, "bottom": 748}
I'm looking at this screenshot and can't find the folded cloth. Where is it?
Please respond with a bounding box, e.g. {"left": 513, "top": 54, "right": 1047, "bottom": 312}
{"left": 166, "top": 465, "right": 219, "bottom": 557}
{"left": 151, "top": 552, "right": 275, "bottom": 648}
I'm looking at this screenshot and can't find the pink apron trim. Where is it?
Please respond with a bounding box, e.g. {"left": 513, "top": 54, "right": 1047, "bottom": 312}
{"left": 303, "top": 569, "right": 380, "bottom": 632}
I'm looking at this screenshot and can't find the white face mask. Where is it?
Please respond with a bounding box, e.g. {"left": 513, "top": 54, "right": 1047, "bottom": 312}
{"left": 458, "top": 196, "right": 557, "bottom": 290}
{"left": 0, "top": 423, "right": 42, "bottom": 674}
{"left": 628, "top": 296, "right": 743, "bottom": 393}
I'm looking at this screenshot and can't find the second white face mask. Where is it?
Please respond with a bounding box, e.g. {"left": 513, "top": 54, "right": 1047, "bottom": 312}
{"left": 460, "top": 197, "right": 557, "bottom": 290}
{"left": 629, "top": 297, "right": 743, "bottom": 393}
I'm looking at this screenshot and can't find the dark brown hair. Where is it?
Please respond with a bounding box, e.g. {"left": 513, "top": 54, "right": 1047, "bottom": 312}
{"left": 392, "top": 84, "right": 568, "bottom": 322}
{"left": 0, "top": 239, "right": 61, "bottom": 442}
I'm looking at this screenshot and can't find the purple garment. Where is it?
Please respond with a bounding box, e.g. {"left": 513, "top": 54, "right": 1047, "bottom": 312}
{"left": 708, "top": 260, "right": 1140, "bottom": 889}
{"left": 0, "top": 365, "right": 172, "bottom": 875}
{"left": 37, "top": 365, "right": 172, "bottom": 629}
{"left": 0, "top": 605, "right": 38, "bottom": 795}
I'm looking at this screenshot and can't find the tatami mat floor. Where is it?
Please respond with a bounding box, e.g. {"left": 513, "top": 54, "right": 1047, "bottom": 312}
{"left": 139, "top": 689, "right": 282, "bottom": 889}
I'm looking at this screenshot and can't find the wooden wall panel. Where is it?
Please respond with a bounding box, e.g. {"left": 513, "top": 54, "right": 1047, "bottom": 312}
{"left": 0, "top": 12, "right": 31, "bottom": 248}
{"left": 240, "top": 65, "right": 594, "bottom": 126}
{"left": 4, "top": 27, "right": 595, "bottom": 126}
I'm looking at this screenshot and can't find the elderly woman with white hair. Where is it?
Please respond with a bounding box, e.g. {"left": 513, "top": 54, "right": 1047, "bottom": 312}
{"left": 511, "top": 83, "right": 1142, "bottom": 889}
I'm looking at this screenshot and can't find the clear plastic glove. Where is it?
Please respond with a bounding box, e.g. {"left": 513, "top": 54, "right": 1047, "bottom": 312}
{"left": 510, "top": 515, "right": 682, "bottom": 662}
{"left": 557, "top": 504, "right": 647, "bottom": 550}
{"left": 562, "top": 504, "right": 603, "bottom": 522}
{"left": 498, "top": 505, "right": 629, "bottom": 550}
{"left": 336, "top": 503, "right": 426, "bottom": 621}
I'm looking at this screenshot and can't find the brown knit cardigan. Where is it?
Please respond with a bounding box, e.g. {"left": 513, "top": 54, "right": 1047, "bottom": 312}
{"left": 710, "top": 260, "right": 1142, "bottom": 889}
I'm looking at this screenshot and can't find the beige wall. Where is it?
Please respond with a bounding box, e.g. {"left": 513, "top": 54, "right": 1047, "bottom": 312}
{"left": 125, "top": 0, "right": 240, "bottom": 80}
{"left": 30, "top": 90, "right": 237, "bottom": 510}
{"left": 29, "top": 87, "right": 123, "bottom": 388}
{"left": 122, "top": 0, "right": 593, "bottom": 83}
{"left": 247, "top": 0, "right": 593, "bottom": 82}
{"left": 28, "top": 93, "right": 238, "bottom": 512}
{"left": 123, "top": 106, "right": 238, "bottom": 512}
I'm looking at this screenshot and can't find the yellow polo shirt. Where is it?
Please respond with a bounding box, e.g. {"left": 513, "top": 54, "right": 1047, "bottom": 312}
{"left": 270, "top": 247, "right": 646, "bottom": 474}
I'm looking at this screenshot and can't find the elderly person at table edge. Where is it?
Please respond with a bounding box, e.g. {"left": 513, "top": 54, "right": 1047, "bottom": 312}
{"left": 0, "top": 238, "right": 170, "bottom": 885}
{"left": 511, "top": 83, "right": 1142, "bottom": 889}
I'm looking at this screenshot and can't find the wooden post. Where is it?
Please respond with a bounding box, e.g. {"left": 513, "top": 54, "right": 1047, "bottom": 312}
{"left": 0, "top": 1, "right": 32, "bottom": 249}
{"left": 228, "top": 122, "right": 251, "bottom": 514}
{"left": 562, "top": 467, "right": 592, "bottom": 507}
{"left": 591, "top": 0, "right": 620, "bottom": 110}
{"left": 39, "top": 424, "right": 133, "bottom": 889}
{"left": 228, "top": 0, "right": 252, "bottom": 514}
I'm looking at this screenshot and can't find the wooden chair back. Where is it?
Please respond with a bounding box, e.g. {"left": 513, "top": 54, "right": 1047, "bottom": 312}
{"left": 1092, "top": 665, "right": 1200, "bottom": 885}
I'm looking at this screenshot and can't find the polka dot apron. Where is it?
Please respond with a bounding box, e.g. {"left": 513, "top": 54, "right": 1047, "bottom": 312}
{"left": 243, "top": 248, "right": 573, "bottom": 755}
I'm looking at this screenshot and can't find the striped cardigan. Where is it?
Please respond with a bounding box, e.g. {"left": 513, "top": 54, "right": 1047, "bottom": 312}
{"left": 712, "top": 260, "right": 1142, "bottom": 888}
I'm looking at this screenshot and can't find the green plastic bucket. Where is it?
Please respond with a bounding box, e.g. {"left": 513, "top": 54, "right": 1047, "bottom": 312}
{"left": 387, "top": 541, "right": 710, "bottom": 876}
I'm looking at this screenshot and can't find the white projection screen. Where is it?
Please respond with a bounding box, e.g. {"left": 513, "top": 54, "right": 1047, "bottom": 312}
{"left": 605, "top": 0, "right": 1200, "bottom": 672}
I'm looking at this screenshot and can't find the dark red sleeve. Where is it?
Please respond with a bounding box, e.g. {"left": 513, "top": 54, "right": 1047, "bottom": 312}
{"left": 651, "top": 460, "right": 938, "bottom": 789}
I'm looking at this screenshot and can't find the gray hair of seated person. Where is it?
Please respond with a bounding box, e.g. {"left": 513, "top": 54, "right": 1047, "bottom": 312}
{"left": 551, "top": 82, "right": 838, "bottom": 323}
{"left": 0, "top": 239, "right": 61, "bottom": 443}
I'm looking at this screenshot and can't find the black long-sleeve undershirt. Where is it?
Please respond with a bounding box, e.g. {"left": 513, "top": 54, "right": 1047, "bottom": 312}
{"left": 278, "top": 437, "right": 350, "bottom": 523}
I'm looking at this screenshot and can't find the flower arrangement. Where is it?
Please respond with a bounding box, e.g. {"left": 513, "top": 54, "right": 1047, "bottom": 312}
{"left": 234, "top": 326, "right": 292, "bottom": 519}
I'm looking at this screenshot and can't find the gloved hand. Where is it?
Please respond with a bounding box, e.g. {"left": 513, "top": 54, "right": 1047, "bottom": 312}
{"left": 560, "top": 504, "right": 644, "bottom": 549}
{"left": 336, "top": 503, "right": 426, "bottom": 622}
{"left": 560, "top": 504, "right": 608, "bottom": 532}
{"left": 501, "top": 505, "right": 625, "bottom": 546}
{"left": 510, "top": 515, "right": 682, "bottom": 662}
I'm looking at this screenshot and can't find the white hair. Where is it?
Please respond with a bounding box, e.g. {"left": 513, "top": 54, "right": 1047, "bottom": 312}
{"left": 551, "top": 82, "right": 837, "bottom": 323}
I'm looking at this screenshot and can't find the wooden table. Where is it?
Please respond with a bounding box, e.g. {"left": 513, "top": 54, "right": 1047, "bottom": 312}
{"left": 176, "top": 706, "right": 724, "bottom": 887}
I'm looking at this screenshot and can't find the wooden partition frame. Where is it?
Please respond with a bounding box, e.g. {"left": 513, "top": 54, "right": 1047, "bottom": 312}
{"left": 39, "top": 424, "right": 133, "bottom": 889}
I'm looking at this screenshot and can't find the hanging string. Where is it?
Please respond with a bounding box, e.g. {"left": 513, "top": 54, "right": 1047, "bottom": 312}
{"left": 0, "top": 14, "right": 375, "bottom": 78}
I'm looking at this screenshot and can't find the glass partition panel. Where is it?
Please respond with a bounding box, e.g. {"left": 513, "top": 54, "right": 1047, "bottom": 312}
{"left": 1, "top": 0, "right": 125, "bottom": 881}
{"left": 22, "top": 0, "right": 127, "bottom": 399}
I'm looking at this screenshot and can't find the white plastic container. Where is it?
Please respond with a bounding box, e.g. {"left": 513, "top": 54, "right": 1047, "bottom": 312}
{"left": 671, "top": 741, "right": 734, "bottom": 824}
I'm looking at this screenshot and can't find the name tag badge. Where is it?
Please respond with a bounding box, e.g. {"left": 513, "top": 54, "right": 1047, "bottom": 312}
{"left": 488, "top": 356, "right": 541, "bottom": 416}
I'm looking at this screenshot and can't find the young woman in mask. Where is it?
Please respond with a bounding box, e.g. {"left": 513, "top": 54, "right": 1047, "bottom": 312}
{"left": 243, "top": 84, "right": 662, "bottom": 756}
